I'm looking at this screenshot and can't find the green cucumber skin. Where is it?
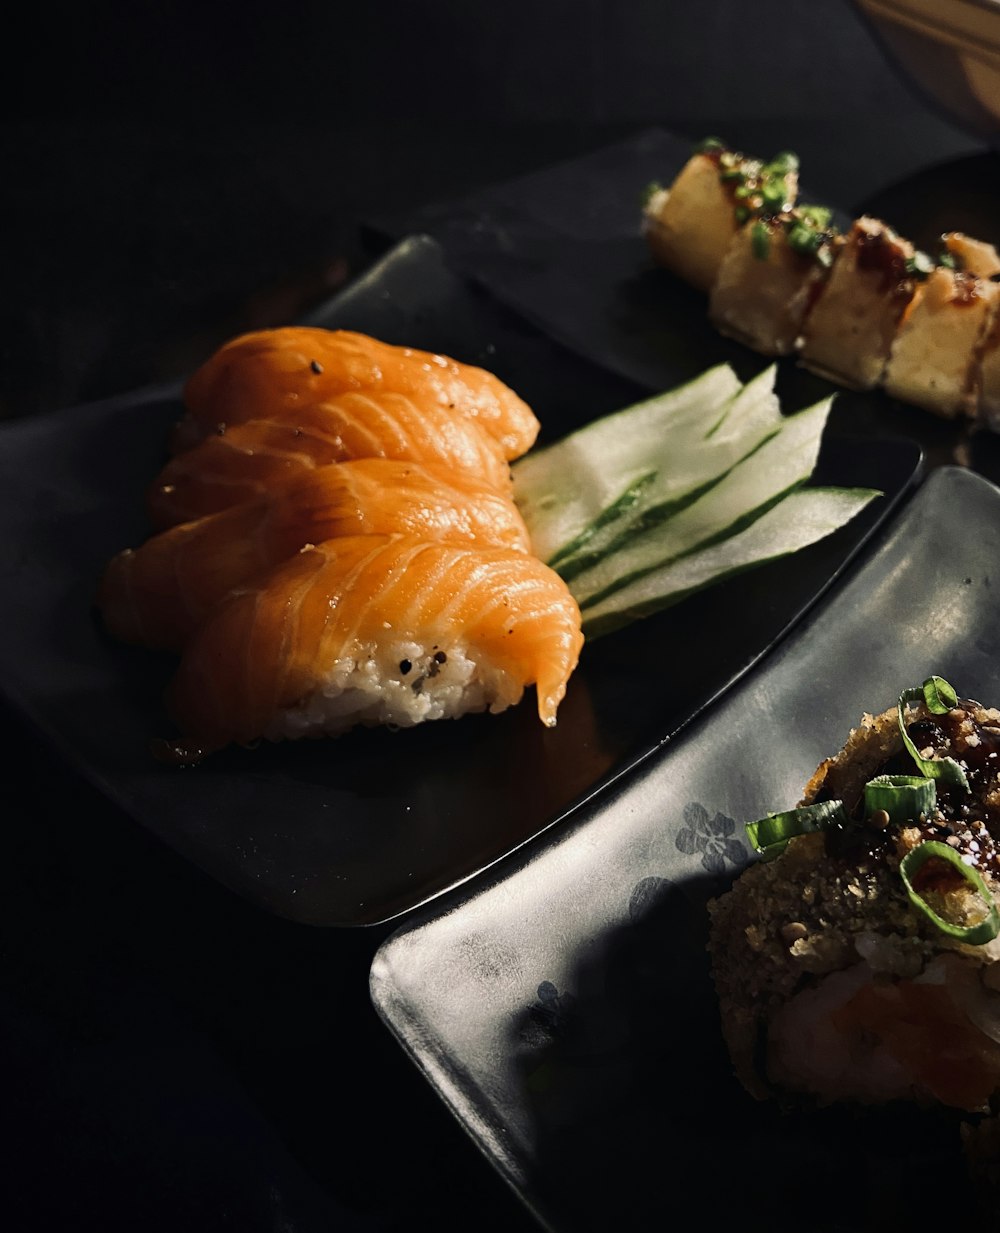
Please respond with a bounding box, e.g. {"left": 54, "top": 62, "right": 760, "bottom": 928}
{"left": 567, "top": 396, "right": 834, "bottom": 609}
{"left": 580, "top": 487, "right": 881, "bottom": 639}
{"left": 512, "top": 362, "right": 745, "bottom": 563}
{"left": 510, "top": 362, "right": 878, "bottom": 643}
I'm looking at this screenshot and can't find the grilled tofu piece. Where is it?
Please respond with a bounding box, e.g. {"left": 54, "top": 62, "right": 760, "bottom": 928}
{"left": 882, "top": 266, "right": 1000, "bottom": 420}
{"left": 798, "top": 216, "right": 918, "bottom": 390}
{"left": 709, "top": 209, "right": 836, "bottom": 356}
{"left": 644, "top": 142, "right": 799, "bottom": 294}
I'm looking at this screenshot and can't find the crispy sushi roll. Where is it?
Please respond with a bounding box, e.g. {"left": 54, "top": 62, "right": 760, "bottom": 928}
{"left": 708, "top": 206, "right": 837, "bottom": 356}
{"left": 797, "top": 216, "right": 919, "bottom": 390}
{"left": 643, "top": 140, "right": 799, "bottom": 294}
{"left": 708, "top": 676, "right": 1000, "bottom": 1116}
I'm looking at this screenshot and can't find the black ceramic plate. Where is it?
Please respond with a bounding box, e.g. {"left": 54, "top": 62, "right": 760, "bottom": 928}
{"left": 0, "top": 229, "right": 918, "bottom": 928}
{"left": 370, "top": 465, "right": 1000, "bottom": 1233}
{"left": 366, "top": 126, "right": 990, "bottom": 467}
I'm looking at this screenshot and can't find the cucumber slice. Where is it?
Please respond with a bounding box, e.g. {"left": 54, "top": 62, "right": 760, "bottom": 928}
{"left": 571, "top": 395, "right": 835, "bottom": 609}
{"left": 511, "top": 362, "right": 743, "bottom": 564}
{"left": 552, "top": 366, "right": 783, "bottom": 579}
{"left": 581, "top": 486, "right": 881, "bottom": 639}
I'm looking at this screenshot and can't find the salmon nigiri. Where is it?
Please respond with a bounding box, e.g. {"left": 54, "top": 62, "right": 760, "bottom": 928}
{"left": 99, "top": 459, "right": 533, "bottom": 651}
{"left": 174, "top": 326, "right": 541, "bottom": 462}
{"left": 162, "top": 534, "right": 584, "bottom": 762}
{"left": 147, "top": 388, "right": 514, "bottom": 529}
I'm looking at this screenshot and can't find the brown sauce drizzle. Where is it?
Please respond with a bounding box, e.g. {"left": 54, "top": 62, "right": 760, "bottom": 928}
{"left": 853, "top": 225, "right": 914, "bottom": 299}
{"left": 829, "top": 703, "right": 1000, "bottom": 877}
{"left": 951, "top": 270, "right": 983, "bottom": 308}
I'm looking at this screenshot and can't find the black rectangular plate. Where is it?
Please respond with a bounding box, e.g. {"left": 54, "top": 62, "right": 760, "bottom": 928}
{"left": 371, "top": 465, "right": 1000, "bottom": 1233}
{"left": 0, "top": 219, "right": 919, "bottom": 927}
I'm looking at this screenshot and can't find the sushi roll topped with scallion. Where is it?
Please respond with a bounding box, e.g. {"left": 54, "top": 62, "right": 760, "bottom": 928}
{"left": 709, "top": 675, "right": 1000, "bottom": 1118}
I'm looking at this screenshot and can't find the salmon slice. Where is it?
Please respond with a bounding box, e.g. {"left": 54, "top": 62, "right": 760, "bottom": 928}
{"left": 164, "top": 534, "right": 584, "bottom": 761}
{"left": 147, "top": 388, "right": 513, "bottom": 529}
{"left": 175, "top": 326, "right": 540, "bottom": 462}
{"left": 99, "top": 460, "right": 533, "bottom": 651}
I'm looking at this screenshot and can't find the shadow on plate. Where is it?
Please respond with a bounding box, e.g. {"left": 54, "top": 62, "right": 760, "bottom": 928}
{"left": 510, "top": 871, "right": 985, "bottom": 1233}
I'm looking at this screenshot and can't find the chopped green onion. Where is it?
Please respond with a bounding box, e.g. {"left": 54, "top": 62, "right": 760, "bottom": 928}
{"left": 641, "top": 180, "right": 664, "bottom": 208}
{"left": 746, "top": 799, "right": 848, "bottom": 860}
{"left": 905, "top": 250, "right": 935, "bottom": 278}
{"left": 760, "top": 180, "right": 789, "bottom": 211}
{"left": 939, "top": 250, "right": 957, "bottom": 270}
{"left": 900, "top": 840, "right": 1000, "bottom": 945}
{"left": 864, "top": 774, "right": 936, "bottom": 825}
{"left": 751, "top": 220, "right": 771, "bottom": 261}
{"left": 796, "top": 204, "right": 833, "bottom": 231}
{"left": 697, "top": 136, "right": 727, "bottom": 154}
{"left": 734, "top": 204, "right": 750, "bottom": 225}
{"left": 923, "top": 675, "right": 959, "bottom": 713}
{"left": 786, "top": 222, "right": 824, "bottom": 257}
{"left": 897, "top": 679, "right": 969, "bottom": 792}
{"left": 783, "top": 204, "right": 837, "bottom": 268}
{"left": 764, "top": 150, "right": 799, "bottom": 176}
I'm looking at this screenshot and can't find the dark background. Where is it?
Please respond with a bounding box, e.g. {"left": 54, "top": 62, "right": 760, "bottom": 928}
{"left": 0, "top": 1, "right": 983, "bottom": 420}
{"left": 1, "top": 3, "right": 994, "bottom": 1231}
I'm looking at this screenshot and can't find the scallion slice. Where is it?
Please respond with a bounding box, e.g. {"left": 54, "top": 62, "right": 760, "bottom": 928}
{"left": 746, "top": 799, "right": 848, "bottom": 859}
{"left": 900, "top": 840, "right": 1000, "bottom": 945}
{"left": 897, "top": 679, "right": 969, "bottom": 792}
{"left": 764, "top": 150, "right": 799, "bottom": 177}
{"left": 922, "top": 675, "right": 959, "bottom": 713}
{"left": 864, "top": 774, "right": 936, "bottom": 825}
{"left": 905, "top": 250, "right": 935, "bottom": 278}
{"left": 751, "top": 220, "right": 771, "bottom": 260}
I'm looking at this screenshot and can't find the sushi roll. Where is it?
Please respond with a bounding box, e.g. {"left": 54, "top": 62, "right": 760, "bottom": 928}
{"left": 147, "top": 387, "right": 515, "bottom": 529}
{"left": 175, "top": 326, "right": 541, "bottom": 462}
{"left": 161, "top": 534, "right": 584, "bottom": 763}
{"left": 98, "top": 459, "right": 533, "bottom": 652}
{"left": 708, "top": 205, "right": 838, "bottom": 356}
{"left": 643, "top": 139, "right": 799, "bottom": 294}
{"left": 708, "top": 676, "right": 1000, "bottom": 1116}
{"left": 797, "top": 215, "right": 919, "bottom": 390}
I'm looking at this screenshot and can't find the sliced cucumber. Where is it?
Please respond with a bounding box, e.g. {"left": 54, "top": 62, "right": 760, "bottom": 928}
{"left": 511, "top": 360, "right": 882, "bottom": 643}
{"left": 551, "top": 366, "right": 783, "bottom": 579}
{"left": 511, "top": 362, "right": 743, "bottom": 564}
{"left": 570, "top": 395, "right": 835, "bottom": 609}
{"left": 581, "top": 486, "right": 881, "bottom": 639}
